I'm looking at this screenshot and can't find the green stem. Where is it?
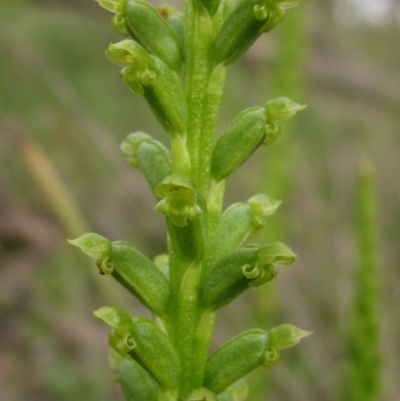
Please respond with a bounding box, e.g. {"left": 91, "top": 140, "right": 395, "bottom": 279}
{"left": 183, "top": 0, "right": 214, "bottom": 194}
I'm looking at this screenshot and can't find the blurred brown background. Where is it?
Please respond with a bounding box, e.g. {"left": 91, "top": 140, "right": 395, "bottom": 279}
{"left": 1, "top": 0, "right": 399, "bottom": 400}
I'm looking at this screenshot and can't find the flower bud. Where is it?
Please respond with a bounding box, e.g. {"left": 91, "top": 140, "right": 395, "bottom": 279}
{"left": 265, "top": 97, "right": 306, "bottom": 121}
{"left": 211, "top": 107, "right": 267, "bottom": 182}
{"left": 124, "top": 0, "right": 183, "bottom": 72}
{"left": 204, "top": 329, "right": 270, "bottom": 394}
{"left": 117, "top": 358, "right": 158, "bottom": 401}
{"left": 268, "top": 324, "right": 312, "bottom": 350}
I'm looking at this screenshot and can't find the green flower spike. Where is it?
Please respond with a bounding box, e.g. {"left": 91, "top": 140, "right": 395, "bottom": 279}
{"left": 155, "top": 175, "right": 202, "bottom": 227}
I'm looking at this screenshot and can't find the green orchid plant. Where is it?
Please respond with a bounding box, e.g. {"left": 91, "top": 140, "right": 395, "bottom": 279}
{"left": 69, "top": 0, "right": 310, "bottom": 400}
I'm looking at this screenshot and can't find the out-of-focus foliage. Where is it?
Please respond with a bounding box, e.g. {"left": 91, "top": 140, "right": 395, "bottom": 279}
{"left": 0, "top": 0, "right": 399, "bottom": 400}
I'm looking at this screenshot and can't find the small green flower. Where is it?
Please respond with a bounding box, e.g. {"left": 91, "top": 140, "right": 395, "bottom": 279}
{"left": 155, "top": 175, "right": 202, "bottom": 227}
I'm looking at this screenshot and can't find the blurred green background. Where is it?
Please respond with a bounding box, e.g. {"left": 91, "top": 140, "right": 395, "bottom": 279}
{"left": 1, "top": 0, "right": 399, "bottom": 400}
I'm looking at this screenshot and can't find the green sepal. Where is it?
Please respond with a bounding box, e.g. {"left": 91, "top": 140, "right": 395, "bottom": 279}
{"left": 200, "top": 245, "right": 277, "bottom": 309}
{"left": 155, "top": 175, "right": 207, "bottom": 262}
{"left": 184, "top": 388, "right": 218, "bottom": 401}
{"left": 212, "top": 194, "right": 281, "bottom": 261}
{"left": 106, "top": 39, "right": 150, "bottom": 68}
{"left": 68, "top": 233, "right": 111, "bottom": 260}
{"left": 257, "top": 241, "right": 297, "bottom": 265}
{"left": 121, "top": 132, "right": 172, "bottom": 195}
{"left": 217, "top": 379, "right": 248, "bottom": 401}
{"left": 117, "top": 358, "right": 158, "bottom": 401}
{"left": 247, "top": 194, "right": 282, "bottom": 227}
{"left": 213, "top": 0, "right": 286, "bottom": 66}
{"left": 268, "top": 324, "right": 312, "bottom": 350}
{"left": 108, "top": 241, "right": 170, "bottom": 316}
{"left": 211, "top": 107, "right": 267, "bottom": 182}
{"left": 155, "top": 175, "right": 202, "bottom": 227}
{"left": 124, "top": 0, "right": 183, "bottom": 72}
{"left": 94, "top": 305, "right": 134, "bottom": 336}
{"left": 204, "top": 329, "right": 275, "bottom": 394}
{"left": 265, "top": 97, "right": 306, "bottom": 121}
